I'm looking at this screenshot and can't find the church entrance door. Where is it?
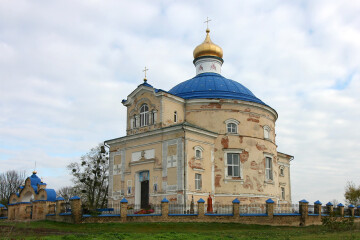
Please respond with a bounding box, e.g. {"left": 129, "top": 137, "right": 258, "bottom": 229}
{"left": 141, "top": 180, "right": 149, "bottom": 208}
{"left": 138, "top": 171, "right": 150, "bottom": 209}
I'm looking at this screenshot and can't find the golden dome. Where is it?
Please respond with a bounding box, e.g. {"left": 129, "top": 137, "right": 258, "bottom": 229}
{"left": 193, "top": 28, "right": 223, "bottom": 59}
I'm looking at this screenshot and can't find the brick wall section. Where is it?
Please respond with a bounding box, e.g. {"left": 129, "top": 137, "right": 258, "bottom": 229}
{"left": 70, "top": 198, "right": 82, "bottom": 224}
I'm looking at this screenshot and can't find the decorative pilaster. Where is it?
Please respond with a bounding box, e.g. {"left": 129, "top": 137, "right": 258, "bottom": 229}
{"left": 70, "top": 196, "right": 82, "bottom": 224}
{"left": 299, "top": 199, "right": 309, "bottom": 226}
{"left": 120, "top": 198, "right": 128, "bottom": 222}
{"left": 266, "top": 198, "right": 274, "bottom": 218}
{"left": 232, "top": 198, "right": 240, "bottom": 218}
{"left": 161, "top": 198, "right": 169, "bottom": 219}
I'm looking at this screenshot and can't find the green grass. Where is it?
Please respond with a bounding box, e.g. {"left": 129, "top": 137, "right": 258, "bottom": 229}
{"left": 1, "top": 221, "right": 360, "bottom": 239}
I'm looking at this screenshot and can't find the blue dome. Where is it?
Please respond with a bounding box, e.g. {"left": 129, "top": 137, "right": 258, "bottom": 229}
{"left": 30, "top": 173, "right": 41, "bottom": 186}
{"left": 168, "top": 73, "right": 266, "bottom": 105}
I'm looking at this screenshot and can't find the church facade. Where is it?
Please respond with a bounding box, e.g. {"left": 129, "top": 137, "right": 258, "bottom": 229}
{"left": 105, "top": 28, "right": 293, "bottom": 207}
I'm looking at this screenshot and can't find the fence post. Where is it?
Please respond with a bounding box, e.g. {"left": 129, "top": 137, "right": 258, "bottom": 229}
{"left": 299, "top": 199, "right": 309, "bottom": 226}
{"left": 69, "top": 196, "right": 82, "bottom": 224}
{"left": 120, "top": 198, "right": 128, "bottom": 222}
{"left": 197, "top": 198, "right": 205, "bottom": 217}
{"left": 348, "top": 204, "right": 355, "bottom": 217}
{"left": 55, "top": 197, "right": 65, "bottom": 221}
{"left": 337, "top": 203, "right": 344, "bottom": 217}
{"left": 161, "top": 198, "right": 169, "bottom": 219}
{"left": 232, "top": 198, "right": 240, "bottom": 218}
{"left": 326, "top": 202, "right": 333, "bottom": 215}
{"left": 314, "top": 200, "right": 322, "bottom": 216}
{"left": 266, "top": 198, "right": 274, "bottom": 218}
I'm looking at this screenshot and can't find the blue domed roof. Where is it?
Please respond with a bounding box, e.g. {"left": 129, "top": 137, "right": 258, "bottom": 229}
{"left": 168, "top": 73, "right": 266, "bottom": 105}
{"left": 30, "top": 173, "right": 41, "bottom": 186}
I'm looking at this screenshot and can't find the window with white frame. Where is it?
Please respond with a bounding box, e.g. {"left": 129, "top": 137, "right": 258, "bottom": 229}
{"left": 174, "top": 111, "right": 177, "bottom": 123}
{"left": 227, "top": 153, "right": 240, "bottom": 177}
{"left": 140, "top": 104, "right": 149, "bottom": 127}
{"left": 225, "top": 119, "right": 239, "bottom": 134}
{"left": 151, "top": 111, "right": 156, "bottom": 124}
{"left": 194, "top": 146, "right": 204, "bottom": 159}
{"left": 195, "top": 173, "right": 202, "bottom": 190}
{"left": 263, "top": 125, "right": 270, "bottom": 139}
{"left": 281, "top": 187, "right": 285, "bottom": 200}
{"left": 265, "top": 156, "right": 273, "bottom": 181}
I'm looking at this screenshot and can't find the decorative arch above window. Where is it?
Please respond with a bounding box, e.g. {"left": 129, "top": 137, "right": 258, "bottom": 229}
{"left": 225, "top": 119, "right": 240, "bottom": 134}
{"left": 194, "top": 146, "right": 204, "bottom": 159}
{"left": 263, "top": 125, "right": 271, "bottom": 139}
{"left": 140, "top": 104, "right": 149, "bottom": 127}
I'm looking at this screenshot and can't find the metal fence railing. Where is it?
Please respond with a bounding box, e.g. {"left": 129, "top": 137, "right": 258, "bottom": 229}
{"left": 239, "top": 204, "right": 267, "bottom": 214}
{"left": 308, "top": 205, "right": 315, "bottom": 214}
{"left": 168, "top": 204, "right": 198, "bottom": 214}
{"left": 127, "top": 204, "right": 161, "bottom": 215}
{"left": 274, "top": 204, "right": 299, "bottom": 214}
{"left": 205, "top": 204, "right": 233, "bottom": 214}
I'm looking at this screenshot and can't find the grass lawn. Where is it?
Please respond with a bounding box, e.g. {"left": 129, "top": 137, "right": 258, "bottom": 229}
{"left": 1, "top": 220, "right": 360, "bottom": 239}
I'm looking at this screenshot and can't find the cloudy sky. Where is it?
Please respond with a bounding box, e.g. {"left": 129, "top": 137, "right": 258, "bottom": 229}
{"left": 1, "top": 0, "right": 359, "bottom": 204}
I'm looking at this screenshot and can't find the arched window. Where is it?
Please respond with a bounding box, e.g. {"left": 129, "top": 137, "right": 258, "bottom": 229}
{"left": 225, "top": 119, "right": 239, "bottom": 134}
{"left": 263, "top": 126, "right": 270, "bottom": 139}
{"left": 140, "top": 104, "right": 149, "bottom": 127}
{"left": 194, "top": 146, "right": 204, "bottom": 159}
{"left": 174, "top": 111, "right": 178, "bottom": 123}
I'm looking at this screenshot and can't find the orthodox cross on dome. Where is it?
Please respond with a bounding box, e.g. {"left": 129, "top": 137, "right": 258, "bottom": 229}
{"left": 204, "top": 17, "right": 211, "bottom": 29}
{"left": 143, "top": 66, "right": 149, "bottom": 82}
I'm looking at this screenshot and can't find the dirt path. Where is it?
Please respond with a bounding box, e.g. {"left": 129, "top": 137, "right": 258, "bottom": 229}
{"left": 0, "top": 224, "right": 71, "bottom": 238}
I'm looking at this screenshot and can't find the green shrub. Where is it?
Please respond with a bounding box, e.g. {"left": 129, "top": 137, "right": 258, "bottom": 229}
{"left": 322, "top": 212, "right": 354, "bottom": 231}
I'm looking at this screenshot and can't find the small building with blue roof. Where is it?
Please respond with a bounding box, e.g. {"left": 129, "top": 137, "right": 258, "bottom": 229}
{"left": 7, "top": 171, "right": 57, "bottom": 220}
{"left": 105, "top": 26, "right": 293, "bottom": 208}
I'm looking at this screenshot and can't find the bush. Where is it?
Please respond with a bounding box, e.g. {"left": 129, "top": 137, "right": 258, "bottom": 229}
{"left": 322, "top": 212, "right": 354, "bottom": 231}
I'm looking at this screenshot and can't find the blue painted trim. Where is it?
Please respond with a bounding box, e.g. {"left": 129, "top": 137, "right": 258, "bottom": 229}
{"left": 8, "top": 202, "right": 31, "bottom": 206}
{"left": 0, "top": 217, "right": 8, "bottom": 219}
{"left": 205, "top": 213, "right": 234, "bottom": 216}
{"left": 321, "top": 214, "right": 330, "bottom": 216}
{"left": 232, "top": 198, "right": 240, "bottom": 204}
{"left": 349, "top": 205, "right": 355, "bottom": 208}
{"left": 266, "top": 199, "right": 274, "bottom": 203}
{"left": 337, "top": 203, "right": 344, "bottom": 207}
{"left": 59, "top": 213, "right": 72, "bottom": 216}
{"left": 70, "top": 196, "right": 80, "bottom": 200}
{"left": 120, "top": 198, "right": 128, "bottom": 203}
{"left": 96, "top": 208, "right": 114, "bottom": 212}
{"left": 274, "top": 213, "right": 301, "bottom": 216}
{"left": 46, "top": 214, "right": 56, "bottom": 216}
{"left": 357, "top": 206, "right": 360, "bottom": 208}
{"left": 308, "top": 214, "right": 319, "bottom": 216}
{"left": 314, "top": 200, "right": 322, "bottom": 205}
{"left": 240, "top": 213, "right": 267, "bottom": 217}
{"left": 168, "top": 214, "right": 198, "bottom": 216}
{"left": 197, "top": 198, "right": 205, "bottom": 203}
{"left": 299, "top": 199, "right": 309, "bottom": 203}
{"left": 161, "top": 198, "right": 169, "bottom": 203}
{"left": 0, "top": 204, "right": 5, "bottom": 208}
{"left": 56, "top": 197, "right": 65, "bottom": 201}
{"left": 83, "top": 214, "right": 91, "bottom": 218}
{"left": 127, "top": 214, "right": 162, "bottom": 217}
{"left": 98, "top": 214, "right": 121, "bottom": 217}
{"left": 326, "top": 202, "right": 333, "bottom": 206}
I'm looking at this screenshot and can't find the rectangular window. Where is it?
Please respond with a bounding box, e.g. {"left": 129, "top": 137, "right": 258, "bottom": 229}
{"left": 127, "top": 180, "right": 132, "bottom": 195}
{"left": 195, "top": 173, "right": 202, "bottom": 190}
{"left": 227, "top": 153, "right": 240, "bottom": 177}
{"left": 281, "top": 187, "right": 285, "bottom": 200}
{"left": 265, "top": 157, "right": 273, "bottom": 180}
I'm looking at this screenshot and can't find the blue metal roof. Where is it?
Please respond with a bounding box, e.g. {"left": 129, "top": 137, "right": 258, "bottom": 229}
{"left": 168, "top": 73, "right": 266, "bottom": 105}
{"left": 44, "top": 189, "right": 56, "bottom": 201}
{"left": 30, "top": 173, "right": 41, "bottom": 186}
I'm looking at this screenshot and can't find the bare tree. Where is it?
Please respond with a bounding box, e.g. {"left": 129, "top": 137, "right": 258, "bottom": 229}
{"left": 0, "top": 170, "right": 26, "bottom": 206}
{"left": 67, "top": 144, "right": 108, "bottom": 210}
{"left": 57, "top": 186, "right": 80, "bottom": 202}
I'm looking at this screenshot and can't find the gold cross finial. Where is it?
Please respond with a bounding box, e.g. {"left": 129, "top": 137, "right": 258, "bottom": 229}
{"left": 143, "top": 66, "right": 149, "bottom": 82}
{"left": 204, "top": 17, "right": 211, "bottom": 29}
